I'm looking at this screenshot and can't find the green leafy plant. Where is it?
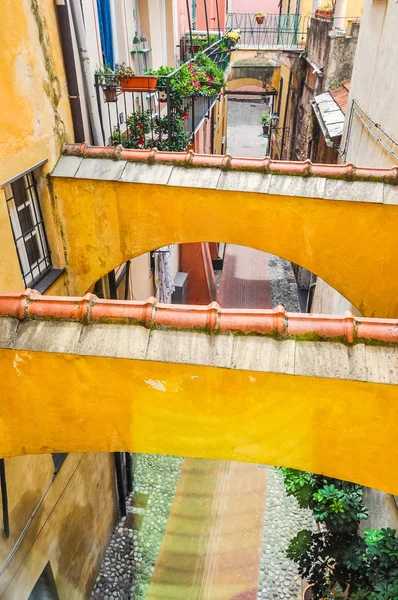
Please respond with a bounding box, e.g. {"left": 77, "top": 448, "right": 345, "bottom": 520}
{"left": 146, "top": 113, "right": 191, "bottom": 152}
{"left": 255, "top": 12, "right": 266, "bottom": 17}
{"left": 146, "top": 52, "right": 224, "bottom": 107}
{"left": 350, "top": 529, "right": 398, "bottom": 598}
{"left": 280, "top": 468, "right": 398, "bottom": 600}
{"left": 111, "top": 108, "right": 152, "bottom": 148}
{"left": 261, "top": 112, "right": 271, "bottom": 126}
{"left": 95, "top": 63, "right": 119, "bottom": 87}
{"left": 279, "top": 468, "right": 369, "bottom": 599}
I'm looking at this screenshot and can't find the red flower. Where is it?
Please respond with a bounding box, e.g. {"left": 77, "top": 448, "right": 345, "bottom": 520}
{"left": 137, "top": 123, "right": 142, "bottom": 128}
{"left": 207, "top": 77, "right": 213, "bottom": 82}
{"left": 183, "top": 113, "right": 189, "bottom": 120}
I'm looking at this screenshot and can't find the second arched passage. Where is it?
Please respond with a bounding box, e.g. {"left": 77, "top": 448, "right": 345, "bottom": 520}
{"left": 51, "top": 159, "right": 398, "bottom": 318}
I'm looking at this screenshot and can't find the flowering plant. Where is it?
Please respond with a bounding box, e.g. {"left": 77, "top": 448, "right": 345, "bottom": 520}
{"left": 225, "top": 29, "right": 241, "bottom": 44}
{"left": 114, "top": 63, "right": 135, "bottom": 81}
{"left": 254, "top": 12, "right": 266, "bottom": 17}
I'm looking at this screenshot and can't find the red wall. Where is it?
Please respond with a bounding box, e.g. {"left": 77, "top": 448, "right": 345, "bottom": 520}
{"left": 180, "top": 243, "right": 218, "bottom": 305}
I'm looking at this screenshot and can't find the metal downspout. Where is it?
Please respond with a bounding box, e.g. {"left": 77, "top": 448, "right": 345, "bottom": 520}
{"left": 281, "top": 70, "right": 293, "bottom": 158}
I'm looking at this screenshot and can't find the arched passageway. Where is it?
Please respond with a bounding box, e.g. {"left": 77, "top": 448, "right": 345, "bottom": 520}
{"left": 51, "top": 148, "right": 398, "bottom": 317}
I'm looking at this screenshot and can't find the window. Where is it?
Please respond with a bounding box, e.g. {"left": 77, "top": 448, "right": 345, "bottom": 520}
{"left": 4, "top": 171, "right": 52, "bottom": 287}
{"left": 28, "top": 563, "right": 60, "bottom": 600}
{"left": 96, "top": 0, "right": 115, "bottom": 68}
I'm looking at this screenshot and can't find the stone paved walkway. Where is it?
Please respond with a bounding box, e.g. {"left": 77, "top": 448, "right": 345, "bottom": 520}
{"left": 91, "top": 454, "right": 183, "bottom": 600}
{"left": 219, "top": 244, "right": 272, "bottom": 309}
{"left": 257, "top": 468, "right": 314, "bottom": 599}
{"left": 146, "top": 459, "right": 267, "bottom": 599}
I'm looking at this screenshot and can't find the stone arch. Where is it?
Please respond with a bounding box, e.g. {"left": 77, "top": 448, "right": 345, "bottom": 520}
{"left": 51, "top": 173, "right": 398, "bottom": 318}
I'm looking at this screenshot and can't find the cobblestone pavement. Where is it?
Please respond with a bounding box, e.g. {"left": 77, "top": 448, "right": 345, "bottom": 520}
{"left": 257, "top": 468, "right": 314, "bottom": 600}
{"left": 227, "top": 100, "right": 269, "bottom": 157}
{"left": 91, "top": 454, "right": 183, "bottom": 600}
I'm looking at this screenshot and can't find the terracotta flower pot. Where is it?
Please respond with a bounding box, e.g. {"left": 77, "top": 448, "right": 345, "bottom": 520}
{"left": 120, "top": 75, "right": 158, "bottom": 92}
{"left": 104, "top": 88, "right": 117, "bottom": 102}
{"left": 315, "top": 8, "right": 334, "bottom": 20}
{"left": 302, "top": 583, "right": 314, "bottom": 600}
{"left": 262, "top": 124, "right": 270, "bottom": 135}
{"left": 256, "top": 15, "right": 265, "bottom": 24}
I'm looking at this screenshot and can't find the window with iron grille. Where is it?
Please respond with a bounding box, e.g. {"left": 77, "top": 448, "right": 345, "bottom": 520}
{"left": 4, "top": 171, "right": 52, "bottom": 287}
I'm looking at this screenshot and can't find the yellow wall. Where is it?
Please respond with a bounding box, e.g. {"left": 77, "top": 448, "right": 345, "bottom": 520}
{"left": 0, "top": 347, "right": 397, "bottom": 495}
{"left": 0, "top": 0, "right": 74, "bottom": 293}
{"left": 212, "top": 95, "right": 228, "bottom": 154}
{"left": 52, "top": 176, "right": 398, "bottom": 318}
{"left": 0, "top": 453, "right": 117, "bottom": 600}
{"left": 0, "top": 3, "right": 116, "bottom": 598}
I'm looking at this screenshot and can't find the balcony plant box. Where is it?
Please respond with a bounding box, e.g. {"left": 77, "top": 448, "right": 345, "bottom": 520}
{"left": 121, "top": 75, "right": 157, "bottom": 92}
{"left": 315, "top": 8, "right": 334, "bottom": 20}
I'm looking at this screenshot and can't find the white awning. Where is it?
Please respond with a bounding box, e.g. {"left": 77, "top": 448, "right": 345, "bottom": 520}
{"left": 311, "top": 92, "right": 345, "bottom": 146}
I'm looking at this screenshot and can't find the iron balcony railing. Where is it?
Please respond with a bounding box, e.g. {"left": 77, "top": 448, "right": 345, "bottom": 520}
{"left": 226, "top": 13, "right": 309, "bottom": 50}
{"left": 94, "top": 37, "right": 231, "bottom": 152}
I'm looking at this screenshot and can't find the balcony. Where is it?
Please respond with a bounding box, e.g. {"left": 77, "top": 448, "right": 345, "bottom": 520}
{"left": 226, "top": 13, "right": 308, "bottom": 50}
{"left": 94, "top": 37, "right": 232, "bottom": 152}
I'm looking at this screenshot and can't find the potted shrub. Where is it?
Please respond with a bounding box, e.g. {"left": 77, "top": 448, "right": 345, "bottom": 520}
{"left": 261, "top": 112, "right": 271, "bottom": 134}
{"left": 95, "top": 64, "right": 119, "bottom": 102}
{"left": 280, "top": 468, "right": 369, "bottom": 599}
{"left": 255, "top": 12, "right": 266, "bottom": 24}
{"left": 115, "top": 63, "right": 157, "bottom": 92}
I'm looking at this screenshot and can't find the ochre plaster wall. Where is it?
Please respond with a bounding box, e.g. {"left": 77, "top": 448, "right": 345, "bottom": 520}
{"left": 0, "top": 348, "right": 397, "bottom": 495}
{"left": 0, "top": 4, "right": 116, "bottom": 599}
{"left": 0, "top": 0, "right": 74, "bottom": 293}
{"left": 51, "top": 176, "right": 398, "bottom": 318}
{"left": 0, "top": 453, "right": 117, "bottom": 600}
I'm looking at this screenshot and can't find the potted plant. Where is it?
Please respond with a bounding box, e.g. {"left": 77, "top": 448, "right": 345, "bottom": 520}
{"left": 302, "top": 583, "right": 314, "bottom": 599}
{"left": 144, "top": 65, "right": 175, "bottom": 102}
{"left": 315, "top": 3, "right": 334, "bottom": 20}
{"left": 261, "top": 112, "right": 271, "bottom": 134}
{"left": 225, "top": 29, "right": 241, "bottom": 48}
{"left": 95, "top": 64, "right": 119, "bottom": 102}
{"left": 280, "top": 468, "right": 370, "bottom": 599}
{"left": 115, "top": 63, "right": 157, "bottom": 92}
{"left": 255, "top": 12, "right": 266, "bottom": 24}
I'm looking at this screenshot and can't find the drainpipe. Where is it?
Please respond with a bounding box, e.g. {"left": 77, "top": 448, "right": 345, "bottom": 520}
{"left": 69, "top": 0, "right": 103, "bottom": 145}
{"left": 281, "top": 70, "right": 293, "bottom": 159}
{"left": 0, "top": 460, "right": 9, "bottom": 538}
{"left": 55, "top": 0, "right": 85, "bottom": 142}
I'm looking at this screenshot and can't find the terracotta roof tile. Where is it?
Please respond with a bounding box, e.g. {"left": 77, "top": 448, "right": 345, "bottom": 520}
{"left": 61, "top": 143, "right": 398, "bottom": 183}
{"left": 329, "top": 79, "right": 351, "bottom": 114}
{"left": 1, "top": 291, "right": 398, "bottom": 345}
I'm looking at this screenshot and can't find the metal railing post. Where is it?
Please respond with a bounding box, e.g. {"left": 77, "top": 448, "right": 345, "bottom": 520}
{"left": 186, "top": 0, "right": 194, "bottom": 57}
{"left": 167, "top": 77, "right": 172, "bottom": 149}
{"left": 204, "top": 0, "right": 211, "bottom": 46}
